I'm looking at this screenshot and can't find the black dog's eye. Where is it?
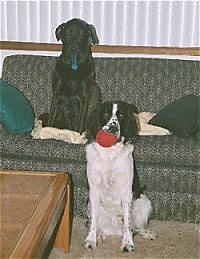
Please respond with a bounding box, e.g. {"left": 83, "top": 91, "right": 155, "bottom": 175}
{"left": 65, "top": 31, "right": 70, "bottom": 37}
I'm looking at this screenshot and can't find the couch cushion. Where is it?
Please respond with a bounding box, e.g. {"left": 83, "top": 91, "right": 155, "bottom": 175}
{"left": 1, "top": 131, "right": 199, "bottom": 167}
{"left": 148, "top": 95, "right": 200, "bottom": 137}
{"left": 134, "top": 134, "right": 200, "bottom": 166}
{"left": 0, "top": 132, "right": 86, "bottom": 162}
{"left": 2, "top": 56, "right": 200, "bottom": 117}
{"left": 0, "top": 79, "right": 35, "bottom": 133}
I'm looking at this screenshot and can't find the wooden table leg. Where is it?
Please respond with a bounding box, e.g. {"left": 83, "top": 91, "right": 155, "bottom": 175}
{"left": 54, "top": 181, "right": 72, "bottom": 253}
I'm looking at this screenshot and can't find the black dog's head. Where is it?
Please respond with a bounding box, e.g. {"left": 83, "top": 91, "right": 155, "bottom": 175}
{"left": 56, "top": 18, "right": 99, "bottom": 69}
{"left": 86, "top": 101, "right": 140, "bottom": 143}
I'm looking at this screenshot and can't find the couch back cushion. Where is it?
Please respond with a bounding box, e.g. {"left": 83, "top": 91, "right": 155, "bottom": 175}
{"left": 0, "top": 79, "right": 35, "bottom": 133}
{"left": 1, "top": 55, "right": 199, "bottom": 117}
{"left": 1, "top": 55, "right": 55, "bottom": 118}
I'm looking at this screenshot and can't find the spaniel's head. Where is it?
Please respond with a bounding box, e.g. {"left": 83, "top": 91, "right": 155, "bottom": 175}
{"left": 86, "top": 101, "right": 140, "bottom": 145}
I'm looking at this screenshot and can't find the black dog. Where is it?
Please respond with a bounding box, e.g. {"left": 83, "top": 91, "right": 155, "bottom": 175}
{"left": 41, "top": 18, "right": 102, "bottom": 133}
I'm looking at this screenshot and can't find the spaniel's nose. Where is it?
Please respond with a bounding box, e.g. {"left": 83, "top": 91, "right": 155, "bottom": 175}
{"left": 108, "top": 125, "right": 119, "bottom": 134}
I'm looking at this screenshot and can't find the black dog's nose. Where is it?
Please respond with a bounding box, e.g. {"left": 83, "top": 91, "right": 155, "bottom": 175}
{"left": 70, "top": 47, "right": 77, "bottom": 54}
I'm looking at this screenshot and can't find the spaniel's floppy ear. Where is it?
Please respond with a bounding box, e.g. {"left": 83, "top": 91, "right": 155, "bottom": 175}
{"left": 123, "top": 103, "right": 139, "bottom": 143}
{"left": 86, "top": 106, "right": 102, "bottom": 141}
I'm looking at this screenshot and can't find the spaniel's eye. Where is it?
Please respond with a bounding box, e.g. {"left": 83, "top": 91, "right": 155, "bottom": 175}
{"left": 104, "top": 113, "right": 110, "bottom": 119}
{"left": 118, "top": 113, "right": 123, "bottom": 118}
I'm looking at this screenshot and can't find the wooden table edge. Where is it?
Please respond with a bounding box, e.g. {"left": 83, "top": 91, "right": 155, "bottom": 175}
{"left": 0, "top": 170, "right": 71, "bottom": 258}
{"left": 54, "top": 179, "right": 72, "bottom": 253}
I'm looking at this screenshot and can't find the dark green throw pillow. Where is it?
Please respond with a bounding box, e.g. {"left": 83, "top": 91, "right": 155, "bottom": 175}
{"left": 0, "top": 79, "right": 35, "bottom": 133}
{"left": 148, "top": 95, "right": 200, "bottom": 137}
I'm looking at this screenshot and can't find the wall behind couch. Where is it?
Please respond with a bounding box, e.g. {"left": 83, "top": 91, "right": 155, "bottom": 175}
{"left": 1, "top": 1, "right": 199, "bottom": 74}
{"left": 1, "top": 0, "right": 199, "bottom": 47}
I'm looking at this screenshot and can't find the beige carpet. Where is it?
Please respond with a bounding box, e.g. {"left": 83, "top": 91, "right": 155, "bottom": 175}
{"left": 49, "top": 217, "right": 199, "bottom": 259}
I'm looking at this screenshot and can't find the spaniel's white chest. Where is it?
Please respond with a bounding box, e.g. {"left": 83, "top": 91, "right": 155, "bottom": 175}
{"left": 86, "top": 142, "right": 134, "bottom": 236}
{"left": 86, "top": 142, "right": 134, "bottom": 196}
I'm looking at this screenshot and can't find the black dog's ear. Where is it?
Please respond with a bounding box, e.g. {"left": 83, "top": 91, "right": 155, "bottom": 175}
{"left": 55, "top": 23, "right": 65, "bottom": 41}
{"left": 88, "top": 24, "right": 99, "bottom": 45}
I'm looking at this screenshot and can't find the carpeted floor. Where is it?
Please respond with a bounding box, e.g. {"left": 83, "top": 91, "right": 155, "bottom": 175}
{"left": 49, "top": 217, "right": 199, "bottom": 259}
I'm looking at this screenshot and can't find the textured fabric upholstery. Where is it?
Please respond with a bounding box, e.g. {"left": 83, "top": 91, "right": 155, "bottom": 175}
{"left": 1, "top": 133, "right": 199, "bottom": 166}
{"left": 1, "top": 55, "right": 199, "bottom": 223}
{"left": 134, "top": 135, "right": 200, "bottom": 166}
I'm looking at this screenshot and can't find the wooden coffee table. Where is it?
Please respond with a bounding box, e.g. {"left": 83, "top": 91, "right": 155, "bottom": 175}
{"left": 0, "top": 169, "right": 72, "bottom": 259}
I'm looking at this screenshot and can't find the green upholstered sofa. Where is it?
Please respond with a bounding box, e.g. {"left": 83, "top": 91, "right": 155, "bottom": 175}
{"left": 1, "top": 54, "right": 199, "bottom": 223}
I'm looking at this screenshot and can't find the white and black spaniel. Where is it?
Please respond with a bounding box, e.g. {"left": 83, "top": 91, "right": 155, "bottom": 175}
{"left": 84, "top": 101, "right": 156, "bottom": 252}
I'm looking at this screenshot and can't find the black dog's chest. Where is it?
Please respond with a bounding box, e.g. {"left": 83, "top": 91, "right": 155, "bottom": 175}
{"left": 56, "top": 61, "right": 94, "bottom": 80}
{"left": 60, "top": 79, "right": 91, "bottom": 96}
{"left": 54, "top": 64, "right": 95, "bottom": 95}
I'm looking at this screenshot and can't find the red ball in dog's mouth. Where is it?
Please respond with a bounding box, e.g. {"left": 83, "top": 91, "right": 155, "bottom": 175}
{"left": 96, "top": 129, "right": 118, "bottom": 147}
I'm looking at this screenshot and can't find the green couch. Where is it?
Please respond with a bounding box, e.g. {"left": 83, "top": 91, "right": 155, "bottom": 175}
{"left": 1, "top": 55, "right": 199, "bottom": 223}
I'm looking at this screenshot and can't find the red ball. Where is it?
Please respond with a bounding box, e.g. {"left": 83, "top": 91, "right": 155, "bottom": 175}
{"left": 96, "top": 129, "right": 117, "bottom": 147}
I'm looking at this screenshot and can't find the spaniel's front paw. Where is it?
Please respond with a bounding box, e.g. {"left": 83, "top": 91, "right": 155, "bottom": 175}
{"left": 84, "top": 234, "right": 97, "bottom": 250}
{"left": 97, "top": 232, "right": 106, "bottom": 244}
{"left": 121, "top": 236, "right": 135, "bottom": 252}
{"left": 121, "top": 243, "right": 135, "bottom": 252}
